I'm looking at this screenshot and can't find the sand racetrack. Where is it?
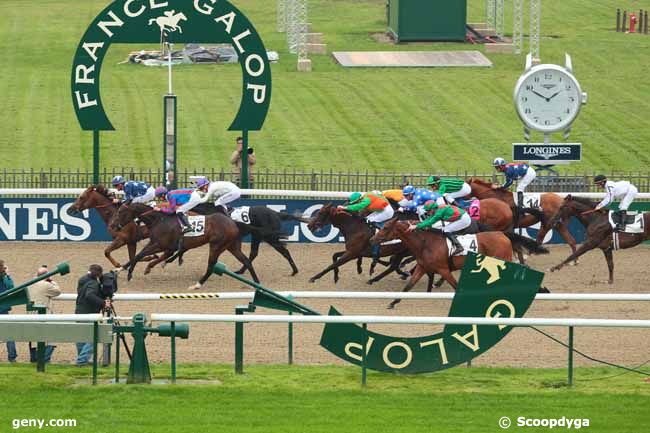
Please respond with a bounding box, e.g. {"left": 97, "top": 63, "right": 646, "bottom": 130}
{"left": 1, "top": 241, "right": 649, "bottom": 369}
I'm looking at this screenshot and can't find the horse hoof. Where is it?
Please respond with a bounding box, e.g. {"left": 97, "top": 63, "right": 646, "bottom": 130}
{"left": 188, "top": 283, "right": 202, "bottom": 290}
{"left": 127, "top": 273, "right": 133, "bottom": 282}
{"left": 290, "top": 270, "right": 298, "bottom": 276}
{"left": 366, "top": 280, "right": 374, "bottom": 285}
{"left": 309, "top": 278, "right": 316, "bottom": 284}
{"left": 538, "top": 286, "right": 551, "bottom": 294}
{"left": 144, "top": 268, "right": 151, "bottom": 275}
{"left": 387, "top": 304, "right": 395, "bottom": 310}
{"left": 113, "top": 268, "right": 123, "bottom": 274}
{"left": 161, "top": 262, "right": 167, "bottom": 269}
{"left": 400, "top": 275, "right": 408, "bottom": 281}
{"left": 234, "top": 269, "right": 245, "bottom": 275}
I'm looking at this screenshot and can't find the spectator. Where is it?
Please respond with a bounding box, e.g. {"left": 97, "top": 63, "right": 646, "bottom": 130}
{"left": 0, "top": 260, "right": 17, "bottom": 363}
{"left": 74, "top": 264, "right": 110, "bottom": 366}
{"left": 230, "top": 136, "right": 256, "bottom": 187}
{"left": 28, "top": 266, "right": 61, "bottom": 363}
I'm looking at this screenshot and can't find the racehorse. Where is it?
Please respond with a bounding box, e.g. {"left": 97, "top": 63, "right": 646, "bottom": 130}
{"left": 112, "top": 203, "right": 261, "bottom": 289}
{"left": 548, "top": 195, "right": 650, "bottom": 284}
{"left": 187, "top": 203, "right": 307, "bottom": 276}
{"left": 370, "top": 219, "right": 549, "bottom": 309}
{"left": 307, "top": 204, "right": 412, "bottom": 284}
{"left": 148, "top": 11, "right": 187, "bottom": 34}
{"left": 68, "top": 185, "right": 155, "bottom": 268}
{"left": 467, "top": 177, "right": 578, "bottom": 262}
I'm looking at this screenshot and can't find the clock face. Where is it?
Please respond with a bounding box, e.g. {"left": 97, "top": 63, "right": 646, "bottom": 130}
{"left": 514, "top": 65, "right": 583, "bottom": 133}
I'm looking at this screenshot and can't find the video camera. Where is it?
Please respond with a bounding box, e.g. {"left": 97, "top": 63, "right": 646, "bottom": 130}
{"left": 99, "top": 270, "right": 119, "bottom": 298}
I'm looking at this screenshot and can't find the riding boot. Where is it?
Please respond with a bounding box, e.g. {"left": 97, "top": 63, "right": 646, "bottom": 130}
{"left": 178, "top": 213, "right": 193, "bottom": 234}
{"left": 445, "top": 232, "right": 463, "bottom": 255}
{"left": 615, "top": 210, "right": 626, "bottom": 232}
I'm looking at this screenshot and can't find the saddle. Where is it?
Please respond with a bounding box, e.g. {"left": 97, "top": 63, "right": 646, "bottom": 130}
{"left": 608, "top": 211, "right": 644, "bottom": 233}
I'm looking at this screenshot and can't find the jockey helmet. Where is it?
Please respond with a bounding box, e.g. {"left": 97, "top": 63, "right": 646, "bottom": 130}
{"left": 111, "top": 175, "right": 125, "bottom": 186}
{"left": 402, "top": 185, "right": 415, "bottom": 196}
{"left": 154, "top": 186, "right": 168, "bottom": 197}
{"left": 423, "top": 200, "right": 438, "bottom": 212}
{"left": 493, "top": 157, "right": 506, "bottom": 167}
{"left": 426, "top": 175, "right": 440, "bottom": 186}
{"left": 594, "top": 174, "right": 607, "bottom": 184}
{"left": 349, "top": 192, "right": 363, "bottom": 203}
{"left": 195, "top": 178, "right": 210, "bottom": 188}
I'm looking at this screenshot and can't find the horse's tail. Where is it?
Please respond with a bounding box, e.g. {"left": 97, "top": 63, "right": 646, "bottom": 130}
{"left": 519, "top": 207, "right": 546, "bottom": 225}
{"left": 277, "top": 211, "right": 310, "bottom": 224}
{"left": 504, "top": 232, "right": 549, "bottom": 255}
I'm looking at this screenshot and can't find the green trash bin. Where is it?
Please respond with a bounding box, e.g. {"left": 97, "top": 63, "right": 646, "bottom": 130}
{"left": 388, "top": 0, "right": 467, "bottom": 42}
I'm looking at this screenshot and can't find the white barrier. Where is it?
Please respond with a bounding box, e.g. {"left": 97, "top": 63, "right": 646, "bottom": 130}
{"left": 53, "top": 292, "right": 650, "bottom": 302}
{"left": 151, "top": 313, "right": 650, "bottom": 328}
{"left": 0, "top": 314, "right": 103, "bottom": 322}
{"left": 3, "top": 187, "right": 650, "bottom": 200}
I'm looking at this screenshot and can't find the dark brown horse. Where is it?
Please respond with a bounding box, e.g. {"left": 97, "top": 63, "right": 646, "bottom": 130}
{"left": 370, "top": 219, "right": 549, "bottom": 309}
{"left": 68, "top": 185, "right": 155, "bottom": 267}
{"left": 468, "top": 177, "right": 578, "bottom": 261}
{"left": 548, "top": 195, "right": 650, "bottom": 284}
{"left": 112, "top": 203, "right": 260, "bottom": 289}
{"left": 307, "top": 204, "right": 411, "bottom": 284}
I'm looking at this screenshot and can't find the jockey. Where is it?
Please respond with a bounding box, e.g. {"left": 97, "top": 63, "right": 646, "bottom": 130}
{"left": 410, "top": 200, "right": 471, "bottom": 255}
{"left": 493, "top": 158, "right": 537, "bottom": 206}
{"left": 401, "top": 185, "right": 440, "bottom": 217}
{"left": 340, "top": 191, "right": 394, "bottom": 260}
{"left": 178, "top": 178, "right": 242, "bottom": 215}
{"left": 111, "top": 176, "right": 155, "bottom": 205}
{"left": 153, "top": 186, "right": 193, "bottom": 233}
{"left": 382, "top": 189, "right": 409, "bottom": 208}
{"left": 426, "top": 176, "right": 472, "bottom": 206}
{"left": 594, "top": 175, "right": 639, "bottom": 231}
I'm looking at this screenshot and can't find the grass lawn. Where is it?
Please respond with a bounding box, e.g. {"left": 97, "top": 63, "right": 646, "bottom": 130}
{"left": 1, "top": 0, "right": 650, "bottom": 173}
{"left": 0, "top": 364, "right": 648, "bottom": 432}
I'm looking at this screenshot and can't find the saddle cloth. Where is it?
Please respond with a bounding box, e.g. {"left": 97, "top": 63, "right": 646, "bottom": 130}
{"left": 467, "top": 199, "right": 481, "bottom": 221}
{"left": 513, "top": 192, "right": 542, "bottom": 210}
{"left": 608, "top": 211, "right": 644, "bottom": 233}
{"left": 230, "top": 206, "right": 251, "bottom": 224}
{"left": 445, "top": 234, "right": 479, "bottom": 257}
{"left": 184, "top": 215, "right": 205, "bottom": 237}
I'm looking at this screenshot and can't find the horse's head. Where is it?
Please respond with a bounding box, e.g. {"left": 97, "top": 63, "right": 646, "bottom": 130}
{"left": 307, "top": 203, "right": 335, "bottom": 232}
{"left": 68, "top": 185, "right": 113, "bottom": 215}
{"left": 370, "top": 218, "right": 403, "bottom": 245}
{"left": 110, "top": 201, "right": 151, "bottom": 231}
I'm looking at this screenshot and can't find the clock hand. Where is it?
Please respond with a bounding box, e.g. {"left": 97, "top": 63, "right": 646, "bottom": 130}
{"left": 548, "top": 90, "right": 562, "bottom": 100}
{"left": 531, "top": 90, "right": 548, "bottom": 101}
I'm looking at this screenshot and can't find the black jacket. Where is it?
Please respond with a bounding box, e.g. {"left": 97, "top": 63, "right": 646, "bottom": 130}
{"left": 75, "top": 274, "right": 105, "bottom": 314}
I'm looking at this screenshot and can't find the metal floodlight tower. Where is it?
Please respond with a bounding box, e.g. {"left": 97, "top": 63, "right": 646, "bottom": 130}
{"left": 496, "top": 0, "right": 505, "bottom": 39}
{"left": 530, "top": 0, "right": 541, "bottom": 62}
{"left": 486, "top": 0, "right": 496, "bottom": 32}
{"left": 297, "top": 0, "right": 309, "bottom": 61}
{"left": 277, "top": 0, "right": 286, "bottom": 32}
{"left": 513, "top": 0, "right": 524, "bottom": 54}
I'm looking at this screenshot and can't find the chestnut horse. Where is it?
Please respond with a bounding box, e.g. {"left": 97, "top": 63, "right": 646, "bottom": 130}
{"left": 370, "top": 219, "right": 549, "bottom": 309}
{"left": 68, "top": 185, "right": 155, "bottom": 267}
{"left": 467, "top": 177, "right": 578, "bottom": 261}
{"left": 112, "top": 203, "right": 260, "bottom": 289}
{"left": 549, "top": 195, "right": 650, "bottom": 284}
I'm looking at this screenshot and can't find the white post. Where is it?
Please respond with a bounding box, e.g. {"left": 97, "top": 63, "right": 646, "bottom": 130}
{"left": 167, "top": 43, "right": 173, "bottom": 95}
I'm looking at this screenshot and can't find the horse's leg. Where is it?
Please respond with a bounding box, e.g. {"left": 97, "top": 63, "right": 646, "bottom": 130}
{"left": 125, "top": 242, "right": 163, "bottom": 281}
{"left": 268, "top": 240, "right": 299, "bottom": 276}
{"left": 144, "top": 250, "right": 174, "bottom": 275}
{"left": 332, "top": 251, "right": 345, "bottom": 283}
{"left": 436, "top": 268, "right": 458, "bottom": 290}
{"left": 554, "top": 221, "right": 579, "bottom": 265}
{"left": 229, "top": 244, "right": 261, "bottom": 283}
{"left": 602, "top": 247, "right": 615, "bottom": 284}
{"left": 105, "top": 237, "right": 127, "bottom": 268}
{"left": 433, "top": 275, "right": 446, "bottom": 288}
{"left": 189, "top": 243, "right": 228, "bottom": 290}
{"left": 310, "top": 251, "right": 357, "bottom": 284}
{"left": 356, "top": 257, "right": 363, "bottom": 274}
{"left": 367, "top": 254, "right": 403, "bottom": 285}
{"left": 550, "top": 239, "right": 602, "bottom": 273}
{"left": 235, "top": 236, "right": 260, "bottom": 275}
{"left": 388, "top": 265, "right": 426, "bottom": 309}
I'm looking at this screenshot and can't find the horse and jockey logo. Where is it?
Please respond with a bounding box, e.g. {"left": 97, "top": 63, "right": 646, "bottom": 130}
{"left": 148, "top": 10, "right": 187, "bottom": 35}
{"left": 471, "top": 255, "right": 506, "bottom": 284}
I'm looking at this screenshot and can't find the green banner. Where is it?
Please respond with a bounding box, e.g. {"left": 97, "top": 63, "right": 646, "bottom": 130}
{"left": 71, "top": 0, "right": 271, "bottom": 132}
{"left": 320, "top": 253, "right": 544, "bottom": 374}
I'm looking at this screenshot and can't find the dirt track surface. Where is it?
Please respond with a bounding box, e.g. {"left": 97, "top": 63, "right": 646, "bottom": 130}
{"left": 1, "top": 242, "right": 649, "bottom": 369}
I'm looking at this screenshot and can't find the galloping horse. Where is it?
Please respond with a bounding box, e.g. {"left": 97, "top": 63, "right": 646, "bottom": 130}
{"left": 148, "top": 11, "right": 187, "bottom": 34}
{"left": 549, "top": 195, "right": 650, "bottom": 284}
{"left": 468, "top": 177, "right": 578, "bottom": 261}
{"left": 112, "top": 203, "right": 261, "bottom": 289}
{"left": 68, "top": 185, "right": 154, "bottom": 268}
{"left": 370, "top": 219, "right": 549, "bottom": 309}
{"left": 307, "top": 204, "right": 411, "bottom": 284}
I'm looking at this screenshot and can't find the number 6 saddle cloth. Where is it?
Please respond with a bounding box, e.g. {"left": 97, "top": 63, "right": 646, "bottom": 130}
{"left": 446, "top": 234, "right": 479, "bottom": 257}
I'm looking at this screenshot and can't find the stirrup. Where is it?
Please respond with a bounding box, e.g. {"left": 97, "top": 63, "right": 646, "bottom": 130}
{"left": 182, "top": 226, "right": 193, "bottom": 234}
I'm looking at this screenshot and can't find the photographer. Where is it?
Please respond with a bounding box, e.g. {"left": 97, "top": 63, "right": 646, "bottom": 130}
{"left": 74, "top": 264, "right": 110, "bottom": 366}
{"left": 230, "top": 136, "right": 256, "bottom": 187}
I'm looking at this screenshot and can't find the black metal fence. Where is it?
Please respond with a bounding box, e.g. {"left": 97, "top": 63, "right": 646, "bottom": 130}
{"left": 1, "top": 168, "right": 650, "bottom": 193}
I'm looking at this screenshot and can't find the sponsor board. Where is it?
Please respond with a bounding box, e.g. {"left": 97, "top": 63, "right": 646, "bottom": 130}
{"left": 512, "top": 143, "right": 581, "bottom": 164}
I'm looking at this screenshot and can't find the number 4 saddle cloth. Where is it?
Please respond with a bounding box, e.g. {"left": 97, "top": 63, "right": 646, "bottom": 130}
{"left": 446, "top": 234, "right": 479, "bottom": 257}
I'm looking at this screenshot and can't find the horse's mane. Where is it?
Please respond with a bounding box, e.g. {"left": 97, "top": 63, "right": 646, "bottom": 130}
{"left": 569, "top": 196, "right": 597, "bottom": 208}
{"left": 467, "top": 177, "right": 491, "bottom": 187}
{"left": 88, "top": 184, "right": 112, "bottom": 198}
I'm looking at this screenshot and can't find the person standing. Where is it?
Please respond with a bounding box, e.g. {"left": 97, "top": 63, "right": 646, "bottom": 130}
{"left": 230, "top": 136, "right": 256, "bottom": 187}
{"left": 28, "top": 266, "right": 61, "bottom": 363}
{"left": 0, "top": 260, "right": 17, "bottom": 363}
{"left": 74, "top": 265, "right": 109, "bottom": 366}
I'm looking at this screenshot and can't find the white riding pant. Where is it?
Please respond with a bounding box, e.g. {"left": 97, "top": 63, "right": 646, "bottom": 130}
{"left": 131, "top": 187, "right": 156, "bottom": 205}
{"left": 366, "top": 205, "right": 394, "bottom": 224}
{"left": 619, "top": 185, "right": 638, "bottom": 210}
{"left": 445, "top": 183, "right": 472, "bottom": 202}
{"left": 431, "top": 213, "right": 472, "bottom": 233}
{"left": 516, "top": 167, "right": 536, "bottom": 192}
{"left": 214, "top": 186, "right": 242, "bottom": 208}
